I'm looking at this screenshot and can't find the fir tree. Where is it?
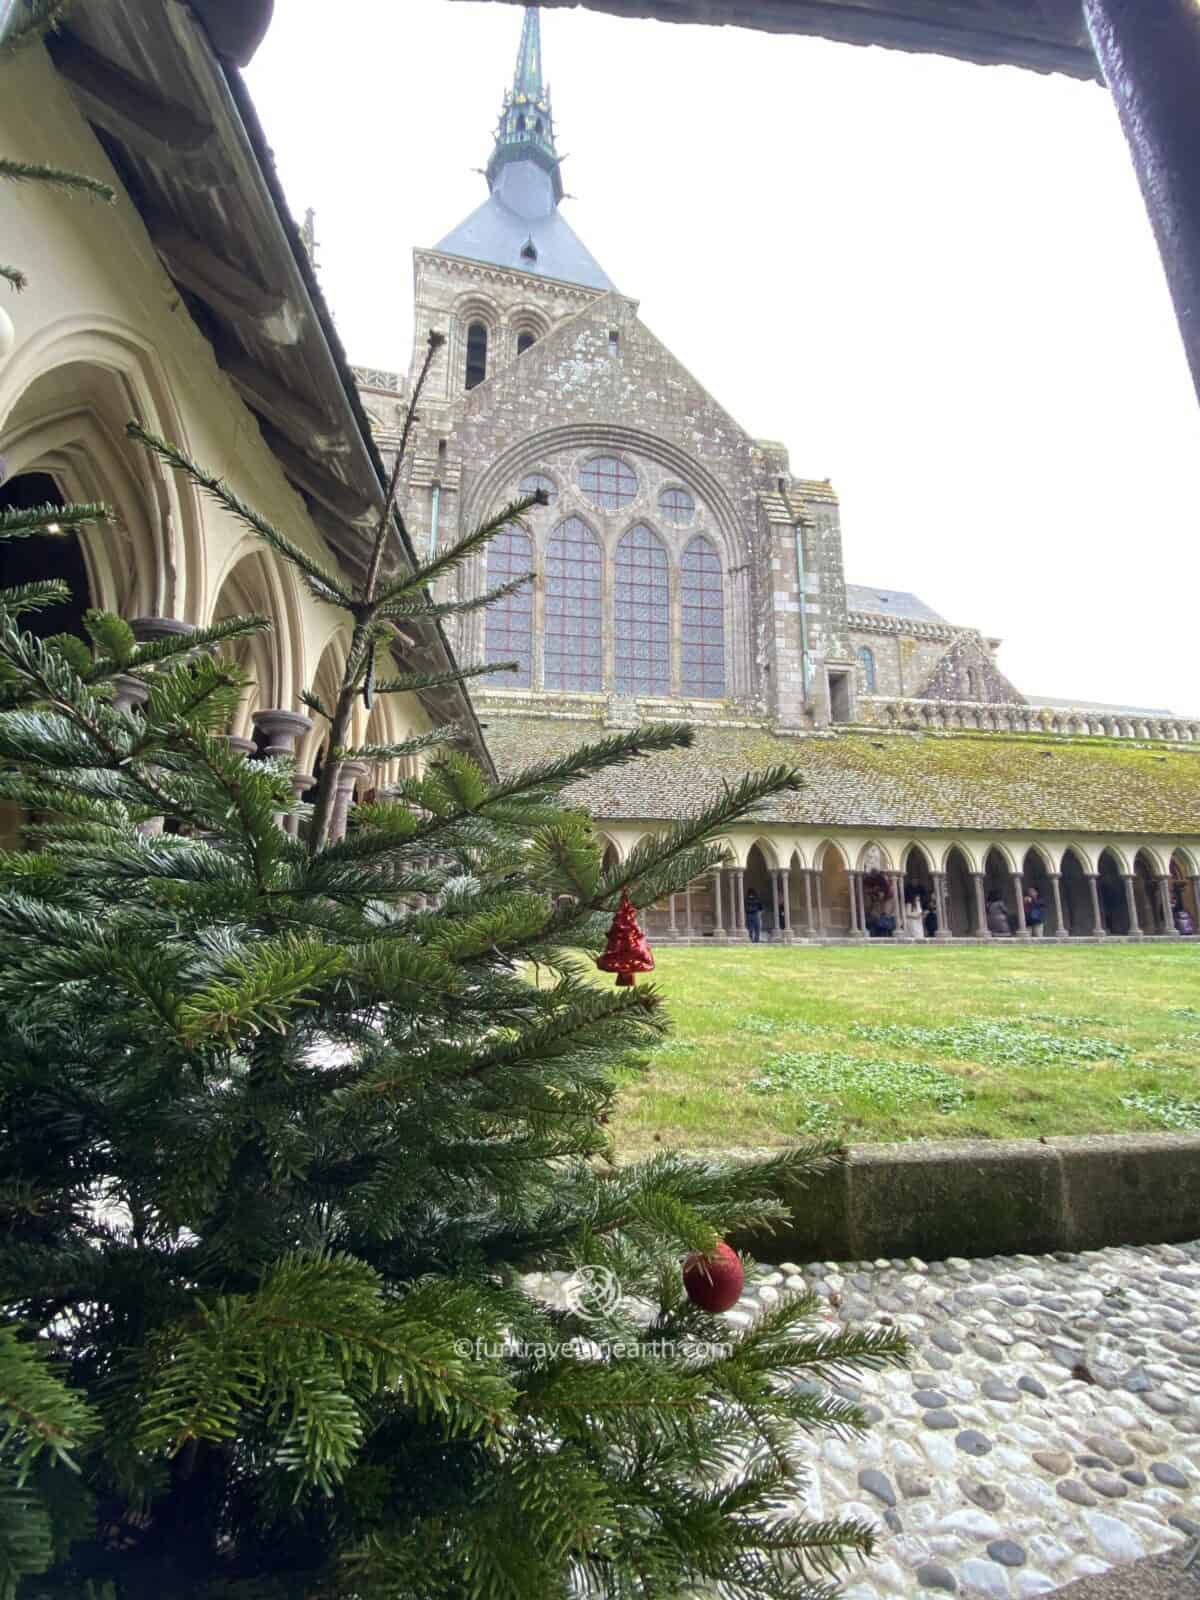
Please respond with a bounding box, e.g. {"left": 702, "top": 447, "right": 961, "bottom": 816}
{"left": 0, "top": 18, "right": 907, "bottom": 1599}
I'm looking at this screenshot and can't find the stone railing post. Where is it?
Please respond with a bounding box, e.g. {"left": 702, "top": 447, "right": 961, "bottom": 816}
{"left": 1121, "top": 874, "right": 1143, "bottom": 938}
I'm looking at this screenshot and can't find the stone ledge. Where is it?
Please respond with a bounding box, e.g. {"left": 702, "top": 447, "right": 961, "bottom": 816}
{"left": 743, "top": 1134, "right": 1200, "bottom": 1264}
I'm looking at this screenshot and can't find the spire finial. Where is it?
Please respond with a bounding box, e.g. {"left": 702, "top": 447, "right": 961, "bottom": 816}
{"left": 487, "top": 4, "right": 563, "bottom": 206}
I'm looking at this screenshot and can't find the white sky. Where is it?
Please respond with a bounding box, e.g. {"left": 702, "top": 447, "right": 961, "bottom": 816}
{"left": 247, "top": 1, "right": 1200, "bottom": 715}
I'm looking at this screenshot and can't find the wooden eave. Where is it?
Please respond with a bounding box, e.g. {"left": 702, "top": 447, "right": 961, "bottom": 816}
{"left": 463, "top": 0, "right": 1100, "bottom": 81}
{"left": 43, "top": 1, "right": 493, "bottom": 774}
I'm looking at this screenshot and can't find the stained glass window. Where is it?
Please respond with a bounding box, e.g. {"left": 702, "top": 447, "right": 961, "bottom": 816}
{"left": 658, "top": 486, "right": 695, "bottom": 526}
{"left": 518, "top": 472, "right": 557, "bottom": 505}
{"left": 680, "top": 536, "right": 725, "bottom": 698}
{"left": 483, "top": 527, "right": 533, "bottom": 688}
{"left": 578, "top": 455, "right": 637, "bottom": 510}
{"left": 465, "top": 322, "right": 488, "bottom": 390}
{"left": 857, "top": 645, "right": 876, "bottom": 693}
{"left": 544, "top": 517, "right": 603, "bottom": 691}
{"left": 614, "top": 525, "right": 670, "bottom": 696}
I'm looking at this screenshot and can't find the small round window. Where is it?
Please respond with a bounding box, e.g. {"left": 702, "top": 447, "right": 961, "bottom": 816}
{"left": 578, "top": 455, "right": 637, "bottom": 510}
{"left": 519, "top": 472, "right": 557, "bottom": 505}
{"left": 658, "top": 486, "right": 695, "bottom": 526}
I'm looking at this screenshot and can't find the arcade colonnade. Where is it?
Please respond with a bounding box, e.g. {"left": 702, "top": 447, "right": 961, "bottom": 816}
{"left": 596, "top": 828, "right": 1200, "bottom": 942}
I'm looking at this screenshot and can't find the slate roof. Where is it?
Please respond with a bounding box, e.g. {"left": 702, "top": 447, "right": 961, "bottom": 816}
{"left": 845, "top": 585, "right": 947, "bottom": 624}
{"left": 436, "top": 179, "right": 615, "bottom": 291}
{"left": 482, "top": 715, "right": 1200, "bottom": 836}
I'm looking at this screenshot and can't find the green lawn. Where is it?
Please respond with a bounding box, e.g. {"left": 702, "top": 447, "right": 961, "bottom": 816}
{"left": 611, "top": 944, "right": 1200, "bottom": 1153}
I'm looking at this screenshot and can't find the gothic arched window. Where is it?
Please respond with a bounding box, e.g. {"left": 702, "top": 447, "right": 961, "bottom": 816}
{"left": 483, "top": 527, "right": 534, "bottom": 688}
{"left": 465, "top": 322, "right": 488, "bottom": 390}
{"left": 578, "top": 455, "right": 637, "bottom": 510}
{"left": 614, "top": 524, "right": 670, "bottom": 696}
{"left": 857, "top": 645, "right": 876, "bottom": 693}
{"left": 658, "top": 486, "right": 694, "bottom": 526}
{"left": 544, "top": 517, "right": 603, "bottom": 691}
{"left": 518, "top": 472, "right": 557, "bottom": 505}
{"left": 680, "top": 536, "right": 725, "bottom": 699}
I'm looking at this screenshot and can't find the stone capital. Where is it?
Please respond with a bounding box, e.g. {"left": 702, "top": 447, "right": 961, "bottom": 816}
{"left": 252, "top": 709, "right": 313, "bottom": 757}
{"left": 130, "top": 616, "right": 194, "bottom": 643}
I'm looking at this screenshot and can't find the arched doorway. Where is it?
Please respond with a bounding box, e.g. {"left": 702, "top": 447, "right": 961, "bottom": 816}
{"left": 1022, "top": 847, "right": 1054, "bottom": 936}
{"left": 943, "top": 846, "right": 975, "bottom": 937}
{"left": 1097, "top": 848, "right": 1130, "bottom": 934}
{"left": 1060, "top": 849, "right": 1093, "bottom": 936}
{"left": 210, "top": 551, "right": 293, "bottom": 741}
{"left": 983, "top": 846, "right": 1018, "bottom": 935}
{"left": 900, "top": 844, "right": 935, "bottom": 938}
{"left": 1133, "top": 849, "right": 1163, "bottom": 934}
{"left": 817, "top": 841, "right": 852, "bottom": 935}
{"left": 744, "top": 841, "right": 777, "bottom": 939}
{"left": 1170, "top": 851, "right": 1199, "bottom": 934}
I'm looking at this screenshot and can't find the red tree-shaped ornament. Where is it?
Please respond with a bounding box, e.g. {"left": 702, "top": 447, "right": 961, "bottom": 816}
{"left": 595, "top": 891, "right": 655, "bottom": 987}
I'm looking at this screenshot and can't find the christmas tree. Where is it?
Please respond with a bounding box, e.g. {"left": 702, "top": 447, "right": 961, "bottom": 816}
{"left": 0, "top": 19, "right": 906, "bottom": 1600}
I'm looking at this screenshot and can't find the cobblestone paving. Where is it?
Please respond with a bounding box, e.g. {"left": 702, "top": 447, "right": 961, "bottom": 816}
{"left": 732, "top": 1241, "right": 1200, "bottom": 1597}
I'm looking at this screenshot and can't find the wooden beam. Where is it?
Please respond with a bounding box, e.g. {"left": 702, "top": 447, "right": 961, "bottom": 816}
{"left": 216, "top": 346, "right": 348, "bottom": 453}
{"left": 258, "top": 423, "right": 375, "bottom": 526}
{"left": 48, "top": 32, "right": 215, "bottom": 156}
{"left": 147, "top": 216, "right": 302, "bottom": 346}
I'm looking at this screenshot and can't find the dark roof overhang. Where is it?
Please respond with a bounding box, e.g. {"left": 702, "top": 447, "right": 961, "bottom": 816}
{"left": 457, "top": 0, "right": 1100, "bottom": 81}
{"left": 41, "top": 0, "right": 493, "bottom": 775}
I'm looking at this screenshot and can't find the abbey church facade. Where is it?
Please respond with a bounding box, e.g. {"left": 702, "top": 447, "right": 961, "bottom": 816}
{"left": 358, "top": 6, "right": 1200, "bottom": 943}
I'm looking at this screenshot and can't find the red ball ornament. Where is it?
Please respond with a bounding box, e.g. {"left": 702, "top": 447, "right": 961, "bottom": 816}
{"left": 682, "top": 1241, "right": 745, "bottom": 1313}
{"left": 595, "top": 890, "right": 655, "bottom": 988}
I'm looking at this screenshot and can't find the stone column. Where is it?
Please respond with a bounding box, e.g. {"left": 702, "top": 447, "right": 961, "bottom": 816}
{"left": 252, "top": 710, "right": 313, "bottom": 831}
{"left": 1011, "top": 873, "right": 1028, "bottom": 938}
{"left": 111, "top": 675, "right": 149, "bottom": 715}
{"left": 711, "top": 869, "right": 725, "bottom": 937}
{"left": 778, "top": 867, "right": 791, "bottom": 938}
{"left": 1048, "top": 873, "right": 1068, "bottom": 939}
{"left": 847, "top": 870, "right": 865, "bottom": 938}
{"left": 731, "top": 867, "right": 745, "bottom": 935}
{"left": 890, "top": 870, "right": 906, "bottom": 938}
{"left": 289, "top": 772, "right": 316, "bottom": 838}
{"left": 972, "top": 873, "right": 991, "bottom": 939}
{"left": 251, "top": 709, "right": 313, "bottom": 762}
{"left": 329, "top": 760, "right": 369, "bottom": 844}
{"left": 802, "top": 868, "right": 815, "bottom": 937}
{"left": 1157, "top": 874, "right": 1176, "bottom": 935}
{"left": 1192, "top": 875, "right": 1200, "bottom": 932}
{"left": 1086, "top": 874, "right": 1106, "bottom": 938}
{"left": 1122, "top": 874, "right": 1143, "bottom": 938}
{"left": 128, "top": 619, "right": 196, "bottom": 836}
{"left": 930, "top": 871, "right": 950, "bottom": 939}
{"left": 684, "top": 882, "right": 694, "bottom": 939}
{"left": 222, "top": 735, "right": 257, "bottom": 758}
{"left": 668, "top": 893, "right": 678, "bottom": 937}
{"left": 813, "top": 870, "right": 824, "bottom": 935}
{"left": 1082, "top": 0, "right": 1200, "bottom": 405}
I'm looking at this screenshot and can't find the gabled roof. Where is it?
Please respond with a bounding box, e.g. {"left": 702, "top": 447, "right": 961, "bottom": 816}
{"left": 846, "top": 585, "right": 947, "bottom": 624}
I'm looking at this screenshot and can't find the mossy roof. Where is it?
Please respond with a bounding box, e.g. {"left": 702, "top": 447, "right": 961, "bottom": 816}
{"left": 482, "top": 716, "right": 1200, "bottom": 835}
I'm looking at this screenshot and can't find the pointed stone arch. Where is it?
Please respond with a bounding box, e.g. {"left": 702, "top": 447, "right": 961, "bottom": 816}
{"left": 1169, "top": 849, "right": 1199, "bottom": 933}
{"left": 209, "top": 547, "right": 303, "bottom": 738}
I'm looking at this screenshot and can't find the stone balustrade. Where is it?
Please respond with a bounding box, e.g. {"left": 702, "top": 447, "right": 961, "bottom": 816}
{"left": 858, "top": 696, "right": 1200, "bottom": 743}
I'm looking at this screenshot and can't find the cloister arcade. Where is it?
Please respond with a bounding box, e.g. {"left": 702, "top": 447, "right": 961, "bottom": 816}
{"left": 0, "top": 328, "right": 431, "bottom": 843}
{"left": 595, "top": 828, "right": 1200, "bottom": 943}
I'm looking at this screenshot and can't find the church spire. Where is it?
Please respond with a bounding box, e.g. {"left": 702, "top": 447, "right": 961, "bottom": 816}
{"left": 487, "top": 6, "right": 563, "bottom": 206}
